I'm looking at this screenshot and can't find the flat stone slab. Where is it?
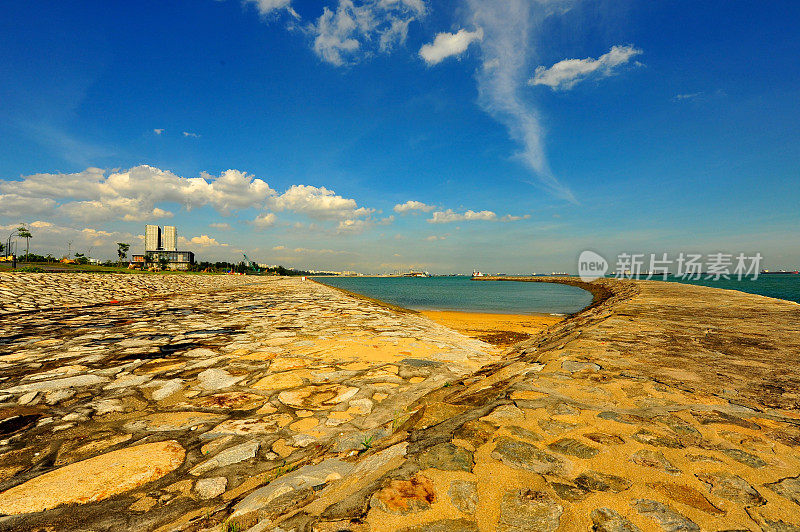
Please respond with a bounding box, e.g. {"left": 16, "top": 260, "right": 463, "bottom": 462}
{"left": 0, "top": 440, "right": 185, "bottom": 514}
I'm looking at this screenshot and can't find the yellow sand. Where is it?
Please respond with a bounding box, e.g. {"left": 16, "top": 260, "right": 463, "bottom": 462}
{"left": 421, "top": 311, "right": 562, "bottom": 346}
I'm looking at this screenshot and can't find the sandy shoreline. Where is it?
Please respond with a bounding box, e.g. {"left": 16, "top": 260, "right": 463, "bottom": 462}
{"left": 420, "top": 310, "right": 563, "bottom": 347}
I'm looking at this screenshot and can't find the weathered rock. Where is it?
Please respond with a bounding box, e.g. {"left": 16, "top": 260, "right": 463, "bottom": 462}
{"left": 190, "top": 440, "right": 260, "bottom": 475}
{"left": 195, "top": 476, "right": 227, "bottom": 499}
{"left": 278, "top": 384, "right": 359, "bottom": 410}
{"left": 598, "top": 411, "right": 651, "bottom": 425}
{"left": 506, "top": 425, "right": 541, "bottom": 442}
{"left": 550, "top": 482, "right": 589, "bottom": 501}
{"left": 562, "top": 360, "right": 600, "bottom": 372}
{"left": 454, "top": 420, "right": 496, "bottom": 447}
{"left": 547, "top": 402, "right": 581, "bottom": 416}
{"left": 538, "top": 418, "right": 581, "bottom": 434}
{"left": 448, "top": 479, "right": 478, "bottom": 514}
{"left": 197, "top": 368, "right": 242, "bottom": 390}
{"left": 720, "top": 447, "right": 767, "bottom": 468}
{"left": 696, "top": 471, "right": 766, "bottom": 505}
{"left": 497, "top": 489, "right": 562, "bottom": 532}
{"left": 591, "top": 507, "right": 642, "bottom": 532}
{"left": 584, "top": 432, "right": 626, "bottom": 445}
{"left": 630, "top": 449, "right": 681, "bottom": 476}
{"left": 418, "top": 443, "right": 474, "bottom": 472}
{"left": 491, "top": 437, "right": 566, "bottom": 474}
{"left": 0, "top": 440, "right": 185, "bottom": 515}
{"left": 647, "top": 481, "right": 724, "bottom": 515}
{"left": 766, "top": 475, "right": 800, "bottom": 505}
{"left": 631, "top": 429, "right": 684, "bottom": 449}
{"left": 632, "top": 499, "right": 699, "bottom": 531}
{"left": 399, "top": 519, "right": 479, "bottom": 532}
{"left": 575, "top": 470, "right": 632, "bottom": 493}
{"left": 547, "top": 437, "right": 600, "bottom": 458}
{"left": 232, "top": 459, "right": 353, "bottom": 520}
{"left": 370, "top": 474, "right": 436, "bottom": 515}
{"left": 195, "top": 392, "right": 265, "bottom": 410}
{"left": 2, "top": 374, "right": 107, "bottom": 394}
{"left": 690, "top": 410, "right": 761, "bottom": 430}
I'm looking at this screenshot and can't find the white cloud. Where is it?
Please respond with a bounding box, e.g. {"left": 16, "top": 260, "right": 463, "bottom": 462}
{"left": 311, "top": 0, "right": 426, "bottom": 66}
{"left": 269, "top": 184, "right": 373, "bottom": 220}
{"left": 500, "top": 214, "right": 530, "bottom": 222}
{"left": 0, "top": 166, "right": 276, "bottom": 222}
{"left": 337, "top": 218, "right": 372, "bottom": 233}
{"left": 419, "top": 27, "right": 483, "bottom": 65}
{"left": 673, "top": 92, "right": 703, "bottom": 101}
{"left": 467, "top": 0, "right": 577, "bottom": 203}
{"left": 393, "top": 200, "right": 435, "bottom": 213}
{"left": 425, "top": 234, "right": 447, "bottom": 241}
{"left": 428, "top": 209, "right": 497, "bottom": 223}
{"left": 153, "top": 129, "right": 164, "bottom": 135}
{"left": 183, "top": 131, "right": 201, "bottom": 138}
{"left": 427, "top": 209, "right": 528, "bottom": 223}
{"left": 243, "top": 0, "right": 298, "bottom": 17}
{"left": 529, "top": 45, "right": 642, "bottom": 90}
{"left": 252, "top": 212, "right": 277, "bottom": 228}
{"left": 179, "top": 234, "right": 225, "bottom": 248}
{"left": 0, "top": 193, "right": 57, "bottom": 218}
{"left": 1, "top": 165, "right": 380, "bottom": 234}
{"left": 59, "top": 198, "right": 173, "bottom": 223}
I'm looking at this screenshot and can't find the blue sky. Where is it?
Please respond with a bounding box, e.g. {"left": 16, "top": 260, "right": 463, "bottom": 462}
{"left": 1, "top": 0, "right": 798, "bottom": 273}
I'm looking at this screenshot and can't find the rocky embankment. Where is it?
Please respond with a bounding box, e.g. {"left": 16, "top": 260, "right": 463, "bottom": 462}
{"left": 1, "top": 274, "right": 800, "bottom": 531}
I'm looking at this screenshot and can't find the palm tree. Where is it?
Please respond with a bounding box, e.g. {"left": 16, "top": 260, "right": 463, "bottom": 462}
{"left": 17, "top": 226, "right": 32, "bottom": 261}
{"left": 117, "top": 243, "right": 130, "bottom": 267}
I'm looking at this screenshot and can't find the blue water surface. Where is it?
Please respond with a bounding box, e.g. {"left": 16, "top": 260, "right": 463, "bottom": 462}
{"left": 313, "top": 276, "right": 593, "bottom": 315}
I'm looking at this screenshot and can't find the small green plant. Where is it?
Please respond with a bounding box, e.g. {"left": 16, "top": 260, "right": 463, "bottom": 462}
{"left": 264, "top": 461, "right": 299, "bottom": 483}
{"left": 16, "top": 266, "right": 44, "bottom": 272}
{"left": 359, "top": 434, "right": 375, "bottom": 452}
{"left": 220, "top": 519, "right": 241, "bottom": 532}
{"left": 392, "top": 409, "right": 411, "bottom": 431}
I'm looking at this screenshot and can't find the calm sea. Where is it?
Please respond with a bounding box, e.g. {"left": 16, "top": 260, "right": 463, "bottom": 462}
{"left": 312, "top": 276, "right": 593, "bottom": 315}
{"left": 314, "top": 274, "right": 800, "bottom": 315}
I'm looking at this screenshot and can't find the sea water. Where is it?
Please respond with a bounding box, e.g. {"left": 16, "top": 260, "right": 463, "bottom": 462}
{"left": 313, "top": 276, "right": 593, "bottom": 315}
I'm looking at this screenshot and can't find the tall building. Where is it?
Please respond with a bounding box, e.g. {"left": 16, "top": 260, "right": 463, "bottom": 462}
{"left": 134, "top": 224, "right": 195, "bottom": 270}
{"left": 145, "top": 224, "right": 161, "bottom": 252}
{"left": 162, "top": 226, "right": 177, "bottom": 251}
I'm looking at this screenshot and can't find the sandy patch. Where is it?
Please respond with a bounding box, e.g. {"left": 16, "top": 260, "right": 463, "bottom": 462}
{"left": 420, "top": 311, "right": 562, "bottom": 346}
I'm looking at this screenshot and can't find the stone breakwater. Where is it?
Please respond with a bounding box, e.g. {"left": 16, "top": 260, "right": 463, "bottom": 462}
{"left": 0, "top": 272, "right": 264, "bottom": 315}
{"left": 1, "top": 275, "right": 800, "bottom": 531}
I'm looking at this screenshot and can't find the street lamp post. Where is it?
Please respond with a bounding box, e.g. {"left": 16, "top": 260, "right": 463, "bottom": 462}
{"left": 6, "top": 230, "right": 19, "bottom": 269}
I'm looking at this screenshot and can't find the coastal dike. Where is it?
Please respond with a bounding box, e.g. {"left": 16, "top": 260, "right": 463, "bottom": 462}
{"left": 0, "top": 274, "right": 799, "bottom": 530}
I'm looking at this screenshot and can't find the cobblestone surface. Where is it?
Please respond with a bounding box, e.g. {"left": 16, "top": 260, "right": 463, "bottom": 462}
{"left": 1, "top": 274, "right": 800, "bottom": 531}
{"left": 0, "top": 272, "right": 262, "bottom": 315}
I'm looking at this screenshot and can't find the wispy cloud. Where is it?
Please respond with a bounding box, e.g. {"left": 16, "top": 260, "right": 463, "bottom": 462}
{"left": 182, "top": 131, "right": 201, "bottom": 138}
{"left": 465, "top": 0, "right": 577, "bottom": 203}
{"left": 310, "top": 0, "right": 426, "bottom": 66}
{"left": 153, "top": 128, "right": 164, "bottom": 135}
{"left": 673, "top": 91, "right": 703, "bottom": 101}
{"left": 529, "top": 45, "right": 642, "bottom": 91}
{"left": 209, "top": 222, "right": 232, "bottom": 230}
{"left": 243, "top": 0, "right": 298, "bottom": 18}
{"left": 419, "top": 27, "right": 483, "bottom": 66}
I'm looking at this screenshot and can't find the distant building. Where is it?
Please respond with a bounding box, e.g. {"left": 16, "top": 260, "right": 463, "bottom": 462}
{"left": 145, "top": 224, "right": 161, "bottom": 252}
{"left": 136, "top": 224, "right": 194, "bottom": 270}
{"left": 162, "top": 225, "right": 177, "bottom": 251}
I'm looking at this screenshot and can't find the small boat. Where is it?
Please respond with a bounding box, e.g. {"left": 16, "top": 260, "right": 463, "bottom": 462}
{"left": 472, "top": 270, "right": 485, "bottom": 278}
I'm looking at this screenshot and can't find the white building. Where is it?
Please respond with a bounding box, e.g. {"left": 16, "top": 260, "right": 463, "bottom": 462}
{"left": 145, "top": 225, "right": 161, "bottom": 252}
{"left": 162, "top": 225, "right": 177, "bottom": 251}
